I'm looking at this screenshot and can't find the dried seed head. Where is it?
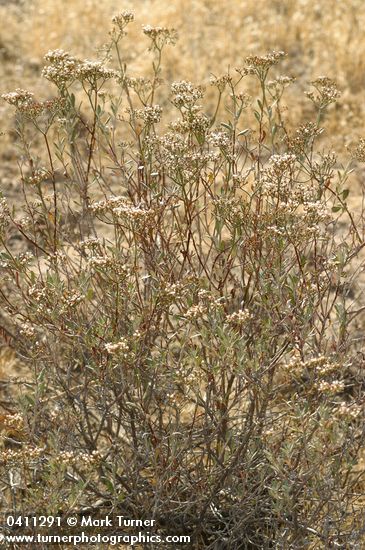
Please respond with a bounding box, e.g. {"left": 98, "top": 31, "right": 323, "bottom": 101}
{"left": 112, "top": 10, "right": 135, "bottom": 31}
{"left": 305, "top": 77, "right": 341, "bottom": 109}
{"left": 142, "top": 25, "right": 178, "bottom": 49}
{"left": 237, "top": 51, "right": 285, "bottom": 78}
{"left": 350, "top": 138, "right": 365, "bottom": 162}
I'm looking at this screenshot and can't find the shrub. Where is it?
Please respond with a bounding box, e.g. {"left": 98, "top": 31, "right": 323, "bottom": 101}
{"left": 0, "top": 13, "right": 365, "bottom": 548}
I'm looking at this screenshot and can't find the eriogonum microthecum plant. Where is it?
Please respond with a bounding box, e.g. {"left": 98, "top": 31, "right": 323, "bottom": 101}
{"left": 1, "top": 12, "right": 365, "bottom": 548}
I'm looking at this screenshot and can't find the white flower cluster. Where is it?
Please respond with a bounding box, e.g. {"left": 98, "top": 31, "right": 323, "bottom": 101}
{"left": 0, "top": 446, "right": 44, "bottom": 465}
{"left": 19, "top": 322, "right": 36, "bottom": 337}
{"left": 76, "top": 60, "right": 117, "bottom": 82}
{"left": 79, "top": 237, "right": 102, "bottom": 253}
{"left": 305, "top": 77, "right": 341, "bottom": 109}
{"left": 171, "top": 81, "right": 204, "bottom": 109}
{"left": 316, "top": 379, "right": 345, "bottom": 395}
{"left": 336, "top": 402, "right": 362, "bottom": 420}
{"left": 169, "top": 112, "right": 211, "bottom": 135}
{"left": 42, "top": 50, "right": 116, "bottom": 87}
{"left": 27, "top": 284, "right": 85, "bottom": 315}
{"left": 2, "top": 413, "right": 24, "bottom": 431}
{"left": 132, "top": 105, "right": 163, "bottom": 124}
{"left": 90, "top": 195, "right": 127, "bottom": 214}
{"left": 238, "top": 51, "right": 285, "bottom": 76}
{"left": 2, "top": 88, "right": 34, "bottom": 108}
{"left": 91, "top": 196, "right": 155, "bottom": 226}
{"left": 302, "top": 200, "right": 331, "bottom": 226}
{"left": 226, "top": 309, "right": 252, "bottom": 327}
{"left": 54, "top": 449, "right": 101, "bottom": 467}
{"left": 207, "top": 130, "right": 231, "bottom": 149}
{"left": 42, "top": 49, "right": 79, "bottom": 87}
{"left": 285, "top": 355, "right": 339, "bottom": 375}
{"left": 148, "top": 132, "right": 218, "bottom": 176}
{"left": 105, "top": 338, "right": 130, "bottom": 358}
{"left": 113, "top": 203, "right": 155, "bottom": 226}
{"left": 185, "top": 304, "right": 207, "bottom": 320}
{"left": 87, "top": 254, "right": 129, "bottom": 278}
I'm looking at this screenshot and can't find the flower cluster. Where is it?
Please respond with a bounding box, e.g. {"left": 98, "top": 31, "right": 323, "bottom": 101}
{"left": 0, "top": 197, "right": 10, "bottom": 233}
{"left": 269, "top": 153, "right": 297, "bottom": 175}
{"left": 197, "top": 289, "right": 225, "bottom": 312}
{"left": 112, "top": 10, "right": 135, "bottom": 32}
{"left": 132, "top": 105, "right": 163, "bottom": 125}
{"left": 148, "top": 132, "right": 218, "bottom": 176}
{"left": 113, "top": 203, "right": 156, "bottom": 228}
{"left": 2, "top": 92, "right": 63, "bottom": 121}
{"left": 23, "top": 168, "right": 49, "bottom": 186}
{"left": 161, "top": 282, "right": 188, "bottom": 303}
{"left": 142, "top": 25, "right": 178, "bottom": 49}
{"left": 316, "top": 379, "right": 345, "bottom": 395}
{"left": 207, "top": 130, "right": 231, "bottom": 149}
{"left": 305, "top": 77, "right": 341, "bottom": 110}
{"left": 87, "top": 255, "right": 130, "bottom": 278}
{"left": 61, "top": 290, "right": 85, "bottom": 310}
{"left": 124, "top": 76, "right": 154, "bottom": 97}
{"left": 90, "top": 195, "right": 127, "bottom": 214}
{"left": 54, "top": 450, "right": 101, "bottom": 467}
{"left": 2, "top": 413, "right": 24, "bottom": 432}
{"left": 27, "top": 283, "right": 85, "bottom": 315}
{"left": 185, "top": 303, "right": 207, "bottom": 321}
{"left": 105, "top": 338, "right": 130, "bottom": 357}
{"left": 76, "top": 60, "right": 117, "bottom": 83}
{"left": 233, "top": 92, "right": 252, "bottom": 108}
{"left": 335, "top": 402, "right": 362, "bottom": 420}
{"left": 260, "top": 155, "right": 297, "bottom": 201}
{"left": 184, "top": 289, "right": 226, "bottom": 322}
{"left": 79, "top": 237, "right": 103, "bottom": 254}
{"left": 238, "top": 51, "right": 285, "bottom": 78}
{"left": 0, "top": 446, "right": 44, "bottom": 465}
{"left": 287, "top": 123, "right": 323, "bottom": 154}
{"left": 302, "top": 200, "right": 331, "bottom": 227}
{"left": 350, "top": 138, "right": 365, "bottom": 163}
{"left": 42, "top": 50, "right": 116, "bottom": 88}
{"left": 267, "top": 76, "right": 295, "bottom": 92}
{"left": 2, "top": 88, "right": 34, "bottom": 108}
{"left": 260, "top": 154, "right": 331, "bottom": 239}
{"left": 19, "top": 322, "right": 36, "bottom": 337}
{"left": 210, "top": 73, "right": 232, "bottom": 92}
{"left": 169, "top": 112, "right": 210, "bottom": 136}
{"left": 92, "top": 196, "right": 159, "bottom": 230}
{"left": 42, "top": 49, "right": 79, "bottom": 88}
{"left": 226, "top": 309, "right": 252, "bottom": 328}
{"left": 171, "top": 81, "right": 204, "bottom": 109}
{"left": 285, "top": 356, "right": 343, "bottom": 392}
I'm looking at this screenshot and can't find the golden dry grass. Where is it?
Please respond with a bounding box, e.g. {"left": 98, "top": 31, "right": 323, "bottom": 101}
{"left": 1, "top": 0, "right": 365, "bottom": 142}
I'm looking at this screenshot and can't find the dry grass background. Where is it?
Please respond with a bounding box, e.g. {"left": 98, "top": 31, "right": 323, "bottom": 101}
{"left": 1, "top": 0, "right": 365, "bottom": 204}
{"left": 0, "top": 0, "right": 365, "bottom": 137}
{"left": 0, "top": 2, "right": 364, "bottom": 252}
